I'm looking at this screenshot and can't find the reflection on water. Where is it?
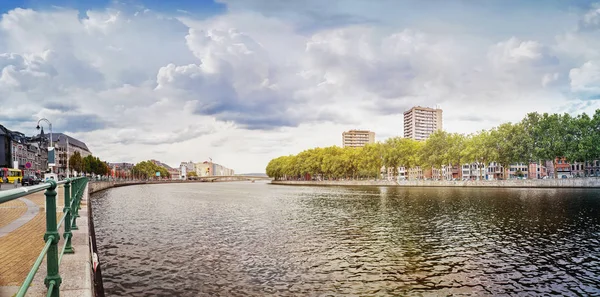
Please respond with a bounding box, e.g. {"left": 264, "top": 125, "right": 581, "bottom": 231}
{"left": 92, "top": 182, "right": 600, "bottom": 296}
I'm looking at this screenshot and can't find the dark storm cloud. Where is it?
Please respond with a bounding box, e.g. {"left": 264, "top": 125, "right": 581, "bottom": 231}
{"left": 43, "top": 102, "right": 78, "bottom": 112}
{"left": 191, "top": 85, "right": 306, "bottom": 130}
{"left": 219, "top": 0, "right": 379, "bottom": 32}
{"left": 55, "top": 114, "right": 110, "bottom": 133}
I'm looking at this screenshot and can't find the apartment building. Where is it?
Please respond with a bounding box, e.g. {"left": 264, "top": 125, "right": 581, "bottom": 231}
{"left": 403, "top": 106, "right": 443, "bottom": 141}
{"left": 195, "top": 161, "right": 235, "bottom": 177}
{"left": 408, "top": 166, "right": 424, "bottom": 180}
{"left": 462, "top": 163, "right": 488, "bottom": 180}
{"left": 179, "top": 161, "right": 195, "bottom": 179}
{"left": 584, "top": 160, "right": 600, "bottom": 177}
{"left": 442, "top": 164, "right": 460, "bottom": 180}
{"left": 571, "top": 162, "right": 585, "bottom": 177}
{"left": 1, "top": 125, "right": 51, "bottom": 177}
{"left": 486, "top": 162, "right": 504, "bottom": 180}
{"left": 53, "top": 133, "right": 92, "bottom": 177}
{"left": 507, "top": 163, "right": 529, "bottom": 179}
{"left": 555, "top": 157, "right": 571, "bottom": 178}
{"left": 397, "top": 167, "right": 407, "bottom": 180}
{"left": 342, "top": 130, "right": 375, "bottom": 148}
{"left": 528, "top": 162, "right": 548, "bottom": 179}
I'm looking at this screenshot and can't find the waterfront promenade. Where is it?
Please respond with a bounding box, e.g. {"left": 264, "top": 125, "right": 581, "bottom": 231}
{"left": 0, "top": 185, "right": 66, "bottom": 295}
{"left": 272, "top": 177, "right": 600, "bottom": 188}
{"left": 0, "top": 177, "right": 265, "bottom": 296}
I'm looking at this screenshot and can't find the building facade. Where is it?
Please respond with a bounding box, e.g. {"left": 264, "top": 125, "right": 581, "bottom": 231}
{"left": 342, "top": 130, "right": 375, "bottom": 148}
{"left": 0, "top": 125, "right": 12, "bottom": 169}
{"left": 179, "top": 161, "right": 195, "bottom": 179}
{"left": 486, "top": 162, "right": 504, "bottom": 180}
{"left": 109, "top": 163, "right": 134, "bottom": 179}
{"left": 194, "top": 161, "right": 234, "bottom": 177}
{"left": 528, "top": 162, "right": 548, "bottom": 179}
{"left": 507, "top": 163, "right": 529, "bottom": 179}
{"left": 53, "top": 133, "right": 92, "bottom": 177}
{"left": 584, "top": 160, "right": 600, "bottom": 177}
{"left": 555, "top": 157, "right": 571, "bottom": 178}
{"left": 462, "top": 163, "right": 488, "bottom": 180}
{"left": 4, "top": 128, "right": 49, "bottom": 177}
{"left": 403, "top": 106, "right": 443, "bottom": 141}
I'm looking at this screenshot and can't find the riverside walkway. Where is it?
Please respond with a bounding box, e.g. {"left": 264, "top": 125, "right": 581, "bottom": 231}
{"left": 0, "top": 177, "right": 266, "bottom": 296}
{"left": 0, "top": 178, "right": 90, "bottom": 297}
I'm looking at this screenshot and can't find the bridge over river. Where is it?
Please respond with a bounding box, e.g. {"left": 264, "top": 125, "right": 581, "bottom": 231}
{"left": 188, "top": 175, "right": 271, "bottom": 182}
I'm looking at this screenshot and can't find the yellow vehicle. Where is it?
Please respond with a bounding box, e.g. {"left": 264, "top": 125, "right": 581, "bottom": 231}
{"left": 0, "top": 168, "right": 23, "bottom": 184}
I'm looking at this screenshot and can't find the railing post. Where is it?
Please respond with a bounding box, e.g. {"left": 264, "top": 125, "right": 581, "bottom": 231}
{"left": 75, "top": 179, "right": 81, "bottom": 217}
{"left": 75, "top": 180, "right": 83, "bottom": 217}
{"left": 63, "top": 179, "right": 74, "bottom": 254}
{"left": 71, "top": 179, "right": 79, "bottom": 231}
{"left": 44, "top": 179, "right": 62, "bottom": 297}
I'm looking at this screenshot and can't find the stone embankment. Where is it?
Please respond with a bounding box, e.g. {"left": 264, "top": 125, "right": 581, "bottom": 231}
{"left": 271, "top": 178, "right": 600, "bottom": 188}
{"left": 89, "top": 177, "right": 262, "bottom": 194}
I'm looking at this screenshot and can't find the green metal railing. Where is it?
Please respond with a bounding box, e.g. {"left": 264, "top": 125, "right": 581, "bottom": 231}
{"left": 0, "top": 177, "right": 88, "bottom": 297}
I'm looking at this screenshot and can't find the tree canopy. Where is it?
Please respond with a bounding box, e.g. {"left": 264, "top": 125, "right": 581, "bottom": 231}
{"left": 75, "top": 154, "right": 110, "bottom": 176}
{"left": 68, "top": 151, "right": 83, "bottom": 173}
{"left": 266, "top": 110, "right": 600, "bottom": 180}
{"left": 132, "top": 161, "right": 170, "bottom": 179}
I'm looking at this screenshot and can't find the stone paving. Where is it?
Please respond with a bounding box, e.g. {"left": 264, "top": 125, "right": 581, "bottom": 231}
{"left": 0, "top": 186, "right": 65, "bottom": 289}
{"left": 0, "top": 200, "right": 26, "bottom": 229}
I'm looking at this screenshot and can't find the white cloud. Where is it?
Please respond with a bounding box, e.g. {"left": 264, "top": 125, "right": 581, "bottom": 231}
{"left": 0, "top": 2, "right": 598, "bottom": 173}
{"left": 570, "top": 60, "right": 600, "bottom": 95}
{"left": 579, "top": 5, "right": 600, "bottom": 31}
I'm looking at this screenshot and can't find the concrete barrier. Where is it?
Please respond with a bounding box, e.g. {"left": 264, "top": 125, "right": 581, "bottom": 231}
{"left": 89, "top": 181, "right": 116, "bottom": 194}
{"left": 271, "top": 178, "right": 600, "bottom": 188}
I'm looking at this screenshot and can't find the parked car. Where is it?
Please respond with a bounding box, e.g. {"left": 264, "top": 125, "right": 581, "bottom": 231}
{"left": 21, "top": 175, "right": 40, "bottom": 186}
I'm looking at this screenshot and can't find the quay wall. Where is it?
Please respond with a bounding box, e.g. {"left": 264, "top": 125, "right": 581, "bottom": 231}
{"left": 271, "top": 178, "right": 600, "bottom": 188}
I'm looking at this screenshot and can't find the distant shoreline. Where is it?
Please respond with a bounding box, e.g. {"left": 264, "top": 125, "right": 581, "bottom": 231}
{"left": 270, "top": 178, "right": 600, "bottom": 188}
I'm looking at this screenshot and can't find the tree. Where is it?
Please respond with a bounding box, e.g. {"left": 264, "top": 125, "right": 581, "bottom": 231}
{"left": 132, "top": 160, "right": 170, "bottom": 179}
{"left": 447, "top": 133, "right": 466, "bottom": 179}
{"left": 383, "top": 138, "right": 403, "bottom": 179}
{"left": 264, "top": 109, "right": 600, "bottom": 181}
{"left": 420, "top": 131, "right": 451, "bottom": 179}
{"left": 68, "top": 151, "right": 83, "bottom": 174}
{"left": 463, "top": 130, "right": 497, "bottom": 180}
{"left": 188, "top": 171, "right": 198, "bottom": 177}
{"left": 532, "top": 113, "right": 568, "bottom": 178}
{"left": 360, "top": 143, "right": 384, "bottom": 179}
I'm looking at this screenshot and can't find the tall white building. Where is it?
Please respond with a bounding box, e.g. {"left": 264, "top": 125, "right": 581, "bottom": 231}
{"left": 179, "top": 161, "right": 195, "bottom": 179}
{"left": 342, "top": 130, "right": 375, "bottom": 148}
{"left": 403, "top": 106, "right": 443, "bottom": 141}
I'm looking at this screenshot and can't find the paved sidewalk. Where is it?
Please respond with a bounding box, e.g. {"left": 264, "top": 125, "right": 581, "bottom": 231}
{"left": 0, "top": 199, "right": 26, "bottom": 229}
{"left": 0, "top": 183, "right": 21, "bottom": 192}
{"left": 0, "top": 186, "right": 64, "bottom": 289}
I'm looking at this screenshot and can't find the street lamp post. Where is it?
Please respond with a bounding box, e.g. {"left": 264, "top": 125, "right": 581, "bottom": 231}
{"left": 36, "top": 118, "right": 53, "bottom": 174}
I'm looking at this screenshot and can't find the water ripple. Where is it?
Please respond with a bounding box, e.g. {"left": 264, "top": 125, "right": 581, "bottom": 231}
{"left": 92, "top": 182, "right": 600, "bottom": 296}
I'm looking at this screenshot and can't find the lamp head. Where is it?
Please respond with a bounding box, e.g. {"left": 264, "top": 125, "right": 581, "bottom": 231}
{"left": 36, "top": 125, "right": 40, "bottom": 130}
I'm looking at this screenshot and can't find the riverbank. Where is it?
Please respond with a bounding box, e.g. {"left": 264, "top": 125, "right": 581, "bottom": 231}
{"left": 271, "top": 178, "right": 600, "bottom": 188}
{"left": 88, "top": 178, "right": 262, "bottom": 194}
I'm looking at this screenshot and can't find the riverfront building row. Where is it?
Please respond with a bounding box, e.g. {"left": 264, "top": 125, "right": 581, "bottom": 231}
{"left": 388, "top": 158, "right": 600, "bottom": 181}
{"left": 179, "top": 160, "right": 235, "bottom": 179}
{"left": 0, "top": 124, "right": 91, "bottom": 178}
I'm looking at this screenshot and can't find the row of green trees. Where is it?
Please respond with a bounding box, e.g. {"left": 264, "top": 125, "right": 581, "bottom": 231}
{"left": 266, "top": 110, "right": 600, "bottom": 180}
{"left": 68, "top": 152, "right": 111, "bottom": 176}
{"left": 131, "top": 160, "right": 171, "bottom": 179}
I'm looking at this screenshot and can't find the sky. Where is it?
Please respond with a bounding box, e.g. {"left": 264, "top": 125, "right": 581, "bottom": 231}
{"left": 0, "top": 0, "right": 599, "bottom": 173}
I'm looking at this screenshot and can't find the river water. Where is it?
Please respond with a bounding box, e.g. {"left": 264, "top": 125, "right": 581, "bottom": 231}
{"left": 91, "top": 181, "right": 600, "bottom": 296}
